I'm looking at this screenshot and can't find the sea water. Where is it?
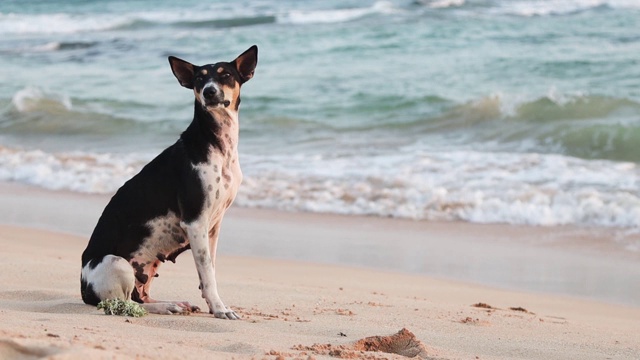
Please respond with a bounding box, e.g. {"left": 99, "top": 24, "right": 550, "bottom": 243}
{"left": 1, "top": 0, "right": 640, "bottom": 229}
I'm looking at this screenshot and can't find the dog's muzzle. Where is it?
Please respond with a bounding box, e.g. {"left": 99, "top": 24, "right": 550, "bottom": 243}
{"left": 202, "top": 85, "right": 230, "bottom": 108}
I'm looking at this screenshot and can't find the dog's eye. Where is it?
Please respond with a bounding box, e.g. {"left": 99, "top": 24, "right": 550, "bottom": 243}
{"left": 221, "top": 73, "right": 230, "bottom": 79}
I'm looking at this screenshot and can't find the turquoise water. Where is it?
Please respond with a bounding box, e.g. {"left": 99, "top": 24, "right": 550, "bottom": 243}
{"left": 1, "top": 0, "right": 640, "bottom": 228}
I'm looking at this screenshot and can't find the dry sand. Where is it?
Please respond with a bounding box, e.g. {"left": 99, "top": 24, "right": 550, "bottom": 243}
{"left": 1, "top": 182, "right": 639, "bottom": 359}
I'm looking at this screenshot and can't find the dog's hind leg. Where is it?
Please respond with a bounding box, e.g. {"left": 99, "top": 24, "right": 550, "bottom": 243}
{"left": 81, "top": 255, "right": 186, "bottom": 315}
{"left": 81, "top": 255, "right": 135, "bottom": 304}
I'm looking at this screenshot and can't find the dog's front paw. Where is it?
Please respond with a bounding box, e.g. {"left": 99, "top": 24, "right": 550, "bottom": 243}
{"left": 211, "top": 309, "right": 241, "bottom": 320}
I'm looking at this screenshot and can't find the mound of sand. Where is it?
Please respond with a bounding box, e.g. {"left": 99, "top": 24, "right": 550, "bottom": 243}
{"left": 294, "top": 328, "right": 429, "bottom": 359}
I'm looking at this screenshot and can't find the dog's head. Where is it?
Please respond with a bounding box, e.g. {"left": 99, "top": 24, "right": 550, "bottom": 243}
{"left": 168, "top": 45, "right": 257, "bottom": 111}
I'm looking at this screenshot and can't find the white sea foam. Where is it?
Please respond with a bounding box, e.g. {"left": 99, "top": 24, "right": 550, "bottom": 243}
{"left": 0, "top": 12, "right": 131, "bottom": 34}
{"left": 0, "top": 147, "right": 145, "bottom": 194}
{"left": 494, "top": 0, "right": 640, "bottom": 17}
{"left": 426, "top": 0, "right": 466, "bottom": 9}
{"left": 1, "top": 145, "right": 639, "bottom": 228}
{"left": 238, "top": 150, "right": 640, "bottom": 228}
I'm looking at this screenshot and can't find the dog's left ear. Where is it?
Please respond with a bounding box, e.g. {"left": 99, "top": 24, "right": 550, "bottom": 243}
{"left": 232, "top": 45, "right": 258, "bottom": 84}
{"left": 168, "top": 56, "right": 196, "bottom": 89}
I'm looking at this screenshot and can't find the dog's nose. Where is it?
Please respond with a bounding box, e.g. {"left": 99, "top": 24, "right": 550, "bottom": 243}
{"left": 203, "top": 87, "right": 217, "bottom": 99}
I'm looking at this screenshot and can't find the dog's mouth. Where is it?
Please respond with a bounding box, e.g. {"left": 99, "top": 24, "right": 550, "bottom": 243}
{"left": 204, "top": 98, "right": 231, "bottom": 108}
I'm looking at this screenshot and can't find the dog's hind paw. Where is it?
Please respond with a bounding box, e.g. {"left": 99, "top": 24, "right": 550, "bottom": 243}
{"left": 175, "top": 302, "right": 200, "bottom": 313}
{"left": 142, "top": 303, "right": 191, "bottom": 315}
{"left": 165, "top": 304, "right": 187, "bottom": 315}
{"left": 212, "top": 309, "right": 241, "bottom": 320}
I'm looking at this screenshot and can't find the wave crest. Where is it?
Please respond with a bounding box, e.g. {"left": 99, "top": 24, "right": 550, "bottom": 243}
{"left": 407, "top": 92, "right": 640, "bottom": 162}
{"left": 12, "top": 87, "right": 72, "bottom": 113}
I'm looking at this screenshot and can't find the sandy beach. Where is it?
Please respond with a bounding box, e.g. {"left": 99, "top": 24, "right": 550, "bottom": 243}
{"left": 1, "top": 182, "right": 639, "bottom": 359}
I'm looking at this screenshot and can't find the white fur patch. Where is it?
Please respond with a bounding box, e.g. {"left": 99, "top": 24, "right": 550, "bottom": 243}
{"left": 81, "top": 255, "right": 135, "bottom": 301}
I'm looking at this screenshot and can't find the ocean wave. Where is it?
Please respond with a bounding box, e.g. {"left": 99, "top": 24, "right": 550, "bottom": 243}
{"left": 414, "top": 0, "right": 466, "bottom": 9}
{"left": 3, "top": 144, "right": 637, "bottom": 228}
{"left": 115, "top": 15, "right": 277, "bottom": 31}
{"left": 0, "top": 41, "right": 98, "bottom": 54}
{"left": 0, "top": 146, "right": 146, "bottom": 193}
{"left": 0, "top": 12, "right": 132, "bottom": 34}
{"left": 491, "top": 0, "right": 640, "bottom": 17}
{"left": 11, "top": 87, "right": 72, "bottom": 113}
{"left": 0, "top": 0, "right": 636, "bottom": 36}
{"left": 238, "top": 150, "right": 640, "bottom": 228}
{"left": 278, "top": 1, "right": 398, "bottom": 24}
{"left": 0, "top": 10, "right": 277, "bottom": 35}
{"left": 0, "top": 2, "right": 394, "bottom": 36}
{"left": 1, "top": 87, "right": 164, "bottom": 135}
{"left": 394, "top": 93, "right": 640, "bottom": 163}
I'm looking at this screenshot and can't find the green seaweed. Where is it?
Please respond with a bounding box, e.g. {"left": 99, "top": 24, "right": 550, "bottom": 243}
{"left": 97, "top": 298, "right": 147, "bottom": 317}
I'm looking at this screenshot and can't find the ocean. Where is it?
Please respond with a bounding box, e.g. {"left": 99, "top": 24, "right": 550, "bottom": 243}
{"left": 1, "top": 0, "right": 640, "bottom": 230}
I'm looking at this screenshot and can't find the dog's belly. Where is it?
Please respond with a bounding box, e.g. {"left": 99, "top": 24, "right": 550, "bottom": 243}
{"left": 129, "top": 211, "right": 189, "bottom": 282}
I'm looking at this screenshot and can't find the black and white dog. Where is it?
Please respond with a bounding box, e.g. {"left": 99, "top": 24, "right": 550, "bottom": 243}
{"left": 80, "top": 46, "right": 257, "bottom": 319}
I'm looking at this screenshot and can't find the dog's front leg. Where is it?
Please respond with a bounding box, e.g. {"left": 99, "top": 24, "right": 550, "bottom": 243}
{"left": 181, "top": 219, "right": 239, "bottom": 320}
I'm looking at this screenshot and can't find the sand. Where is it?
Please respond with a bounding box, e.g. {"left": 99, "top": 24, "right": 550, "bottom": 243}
{"left": 1, "top": 182, "right": 639, "bottom": 359}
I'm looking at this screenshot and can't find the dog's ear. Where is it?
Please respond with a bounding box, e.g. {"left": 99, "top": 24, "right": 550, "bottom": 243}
{"left": 168, "top": 56, "right": 196, "bottom": 89}
{"left": 232, "top": 45, "right": 258, "bottom": 84}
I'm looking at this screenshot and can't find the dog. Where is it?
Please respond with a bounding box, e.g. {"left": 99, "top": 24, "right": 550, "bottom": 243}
{"left": 80, "top": 45, "right": 258, "bottom": 319}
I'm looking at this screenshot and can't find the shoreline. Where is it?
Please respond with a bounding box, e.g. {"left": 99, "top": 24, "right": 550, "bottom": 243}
{"left": 1, "top": 181, "right": 638, "bottom": 308}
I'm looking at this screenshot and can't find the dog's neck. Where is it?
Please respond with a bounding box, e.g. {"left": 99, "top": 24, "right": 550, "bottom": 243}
{"left": 180, "top": 101, "right": 240, "bottom": 164}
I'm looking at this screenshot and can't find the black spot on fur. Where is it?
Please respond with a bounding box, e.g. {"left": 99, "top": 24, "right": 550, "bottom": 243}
{"left": 157, "top": 253, "right": 166, "bottom": 262}
{"left": 177, "top": 164, "right": 206, "bottom": 223}
{"left": 215, "top": 190, "right": 220, "bottom": 199}
{"left": 85, "top": 256, "right": 106, "bottom": 270}
{"left": 80, "top": 278, "right": 101, "bottom": 306}
{"left": 207, "top": 184, "right": 213, "bottom": 192}
{"left": 131, "top": 288, "right": 142, "bottom": 303}
{"left": 132, "top": 261, "right": 148, "bottom": 284}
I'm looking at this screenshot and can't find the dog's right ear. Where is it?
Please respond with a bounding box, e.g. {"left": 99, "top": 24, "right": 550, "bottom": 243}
{"left": 168, "top": 56, "right": 196, "bottom": 89}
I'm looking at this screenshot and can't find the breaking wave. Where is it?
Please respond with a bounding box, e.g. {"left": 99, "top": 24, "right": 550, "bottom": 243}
{"left": 1, "top": 144, "right": 639, "bottom": 228}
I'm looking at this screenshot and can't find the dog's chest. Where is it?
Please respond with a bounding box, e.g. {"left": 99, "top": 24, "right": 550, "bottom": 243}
{"left": 196, "top": 146, "right": 242, "bottom": 224}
